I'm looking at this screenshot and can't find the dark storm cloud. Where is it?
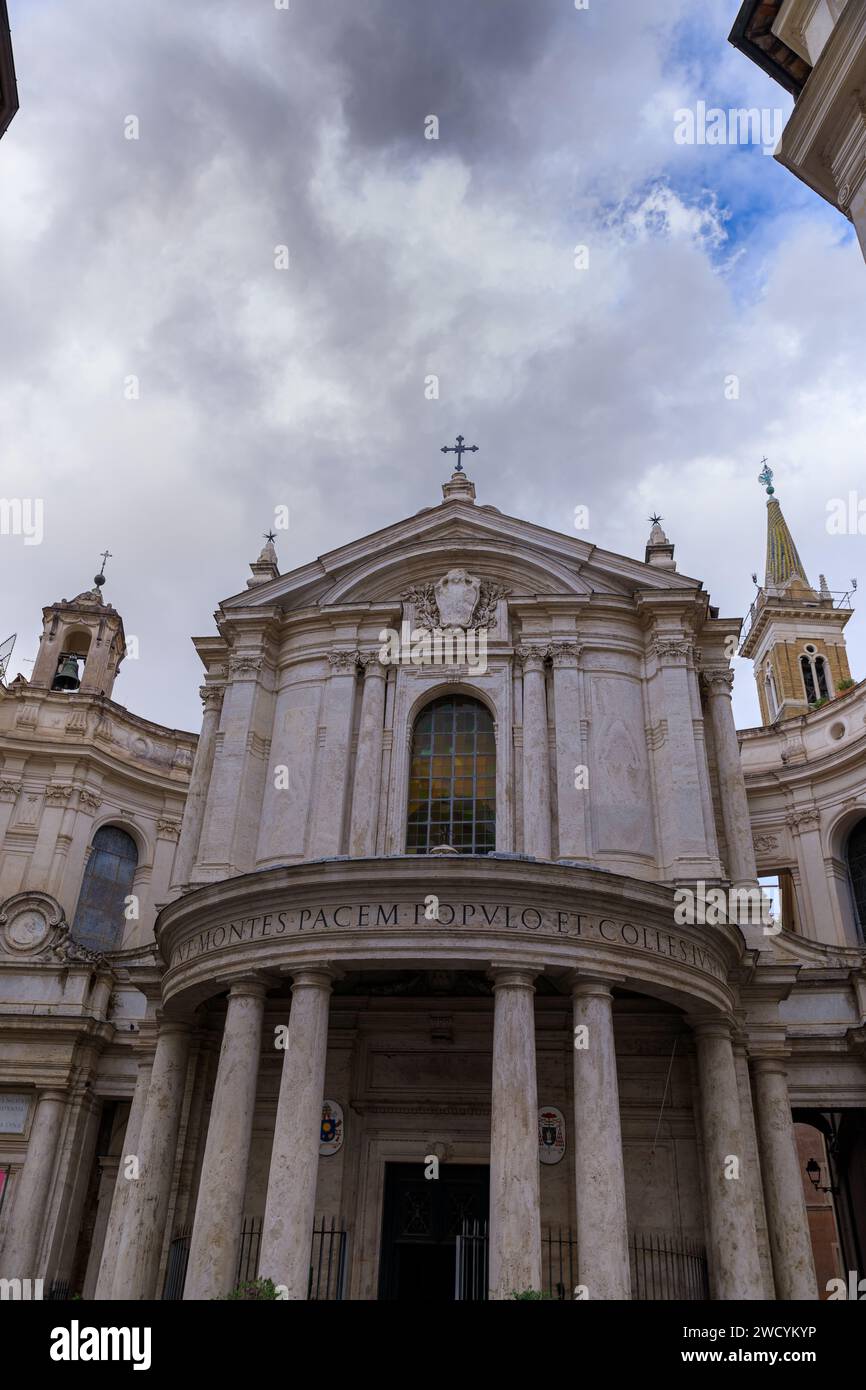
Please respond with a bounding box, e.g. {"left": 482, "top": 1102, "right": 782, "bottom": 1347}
{"left": 330, "top": 0, "right": 563, "bottom": 159}
{"left": 1, "top": 0, "right": 865, "bottom": 735}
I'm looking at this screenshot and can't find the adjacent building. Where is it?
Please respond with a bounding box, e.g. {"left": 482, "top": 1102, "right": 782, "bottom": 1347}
{"left": 730, "top": 0, "right": 866, "bottom": 261}
{"left": 0, "top": 0, "right": 18, "bottom": 141}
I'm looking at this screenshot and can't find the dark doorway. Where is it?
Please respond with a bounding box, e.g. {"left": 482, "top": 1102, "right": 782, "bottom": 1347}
{"left": 378, "top": 1162, "right": 489, "bottom": 1301}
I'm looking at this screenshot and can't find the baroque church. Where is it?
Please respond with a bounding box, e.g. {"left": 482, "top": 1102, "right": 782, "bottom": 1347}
{"left": 0, "top": 460, "right": 864, "bottom": 1302}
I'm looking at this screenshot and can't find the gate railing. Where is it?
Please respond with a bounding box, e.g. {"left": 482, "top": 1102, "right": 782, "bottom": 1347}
{"left": 455, "top": 1223, "right": 708, "bottom": 1301}
{"left": 162, "top": 1215, "right": 348, "bottom": 1300}
{"left": 455, "top": 1217, "right": 488, "bottom": 1300}
{"left": 629, "top": 1230, "right": 709, "bottom": 1301}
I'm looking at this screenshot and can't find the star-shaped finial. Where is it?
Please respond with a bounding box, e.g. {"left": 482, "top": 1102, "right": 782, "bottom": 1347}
{"left": 263, "top": 531, "right": 276, "bottom": 544}
{"left": 649, "top": 513, "right": 663, "bottom": 527}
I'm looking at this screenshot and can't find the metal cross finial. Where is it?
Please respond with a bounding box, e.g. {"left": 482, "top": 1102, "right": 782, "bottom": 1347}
{"left": 98, "top": 549, "right": 112, "bottom": 572}
{"left": 440, "top": 434, "right": 479, "bottom": 474}
{"left": 757, "top": 458, "right": 774, "bottom": 495}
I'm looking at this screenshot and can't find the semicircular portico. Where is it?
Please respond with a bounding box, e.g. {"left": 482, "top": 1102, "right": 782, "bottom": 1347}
{"left": 156, "top": 858, "right": 744, "bottom": 1016}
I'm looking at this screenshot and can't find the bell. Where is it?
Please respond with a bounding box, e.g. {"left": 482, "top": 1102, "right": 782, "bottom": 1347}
{"left": 52, "top": 655, "right": 81, "bottom": 692}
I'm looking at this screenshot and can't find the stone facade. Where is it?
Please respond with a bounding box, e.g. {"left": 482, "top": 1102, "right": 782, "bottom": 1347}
{"left": 0, "top": 473, "right": 864, "bottom": 1302}
{"left": 730, "top": 0, "right": 866, "bottom": 264}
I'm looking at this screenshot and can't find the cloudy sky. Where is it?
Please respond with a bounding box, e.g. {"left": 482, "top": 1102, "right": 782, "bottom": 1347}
{"left": 1, "top": 0, "right": 864, "bottom": 733}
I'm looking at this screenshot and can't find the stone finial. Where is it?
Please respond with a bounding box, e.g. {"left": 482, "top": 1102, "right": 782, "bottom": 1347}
{"left": 645, "top": 513, "right": 676, "bottom": 571}
{"left": 247, "top": 533, "right": 280, "bottom": 588}
{"left": 442, "top": 470, "right": 476, "bottom": 503}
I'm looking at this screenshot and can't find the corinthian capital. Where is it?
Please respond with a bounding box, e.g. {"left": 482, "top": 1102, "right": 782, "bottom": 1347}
{"left": 651, "top": 637, "right": 693, "bottom": 664}
{"left": 199, "top": 683, "right": 226, "bottom": 712}
{"left": 227, "top": 655, "right": 263, "bottom": 679}
{"left": 328, "top": 649, "right": 361, "bottom": 673}
{"left": 701, "top": 668, "right": 735, "bottom": 696}
{"left": 516, "top": 644, "right": 548, "bottom": 672}
{"left": 546, "top": 641, "right": 580, "bottom": 668}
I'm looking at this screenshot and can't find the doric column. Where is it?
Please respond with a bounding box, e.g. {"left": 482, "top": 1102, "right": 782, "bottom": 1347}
{"left": 572, "top": 980, "right": 630, "bottom": 1299}
{"left": 702, "top": 669, "right": 758, "bottom": 884}
{"left": 348, "top": 655, "right": 388, "bottom": 857}
{"left": 517, "top": 646, "right": 551, "bottom": 859}
{"left": 184, "top": 980, "right": 267, "bottom": 1300}
{"left": 751, "top": 1056, "right": 818, "bottom": 1300}
{"left": 82, "top": 1157, "right": 120, "bottom": 1299}
{"left": 0, "top": 1088, "right": 66, "bottom": 1278}
{"left": 548, "top": 641, "right": 587, "bottom": 860}
{"left": 171, "top": 684, "right": 224, "bottom": 889}
{"left": 112, "top": 1020, "right": 192, "bottom": 1299}
{"left": 310, "top": 652, "right": 359, "bottom": 858}
{"left": 94, "top": 1058, "right": 153, "bottom": 1299}
{"left": 259, "top": 967, "right": 333, "bottom": 1297}
{"left": 692, "top": 1018, "right": 764, "bottom": 1300}
{"left": 488, "top": 966, "right": 541, "bottom": 1299}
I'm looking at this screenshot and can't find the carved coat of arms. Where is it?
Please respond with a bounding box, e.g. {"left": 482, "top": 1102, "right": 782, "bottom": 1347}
{"left": 403, "top": 572, "right": 508, "bottom": 631}
{"left": 435, "top": 570, "right": 481, "bottom": 628}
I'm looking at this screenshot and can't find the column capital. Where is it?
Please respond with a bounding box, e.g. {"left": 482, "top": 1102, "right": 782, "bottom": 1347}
{"left": 327, "top": 649, "right": 361, "bottom": 673}
{"left": 689, "top": 1013, "right": 735, "bottom": 1043}
{"left": 199, "top": 683, "right": 226, "bottom": 713}
{"left": 290, "top": 964, "right": 339, "bottom": 992}
{"left": 357, "top": 651, "right": 388, "bottom": 677}
{"left": 153, "top": 1014, "right": 195, "bottom": 1038}
{"left": 227, "top": 654, "right": 264, "bottom": 680}
{"left": 36, "top": 1087, "right": 68, "bottom": 1105}
{"left": 516, "top": 644, "right": 548, "bottom": 672}
{"left": 570, "top": 976, "right": 618, "bottom": 1002}
{"left": 487, "top": 965, "right": 538, "bottom": 991}
{"left": 224, "top": 975, "right": 270, "bottom": 1002}
{"left": 547, "top": 641, "right": 581, "bottom": 668}
{"left": 749, "top": 1052, "right": 792, "bottom": 1077}
{"left": 700, "top": 668, "right": 735, "bottom": 696}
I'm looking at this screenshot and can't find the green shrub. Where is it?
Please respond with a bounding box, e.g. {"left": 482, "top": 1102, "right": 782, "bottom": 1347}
{"left": 221, "top": 1277, "right": 280, "bottom": 1301}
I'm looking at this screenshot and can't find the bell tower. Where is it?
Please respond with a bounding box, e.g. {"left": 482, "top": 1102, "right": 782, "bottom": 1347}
{"left": 740, "top": 465, "right": 854, "bottom": 725}
{"left": 30, "top": 555, "right": 127, "bottom": 699}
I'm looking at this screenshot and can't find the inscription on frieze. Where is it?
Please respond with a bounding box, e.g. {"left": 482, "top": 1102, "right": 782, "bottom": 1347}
{"left": 167, "top": 901, "right": 728, "bottom": 981}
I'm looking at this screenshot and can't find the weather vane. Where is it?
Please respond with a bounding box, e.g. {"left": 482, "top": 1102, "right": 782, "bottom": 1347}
{"left": 441, "top": 434, "right": 479, "bottom": 474}
{"left": 758, "top": 458, "right": 774, "bottom": 495}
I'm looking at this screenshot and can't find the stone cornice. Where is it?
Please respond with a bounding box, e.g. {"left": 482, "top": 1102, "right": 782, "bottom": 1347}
{"left": 155, "top": 857, "right": 745, "bottom": 1016}
{"left": 774, "top": 1, "right": 866, "bottom": 209}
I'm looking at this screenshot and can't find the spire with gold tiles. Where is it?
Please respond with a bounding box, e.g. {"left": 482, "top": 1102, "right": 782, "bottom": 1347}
{"left": 740, "top": 462, "right": 854, "bottom": 724}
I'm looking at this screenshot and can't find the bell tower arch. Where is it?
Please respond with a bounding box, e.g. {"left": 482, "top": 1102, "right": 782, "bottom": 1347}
{"left": 30, "top": 557, "right": 126, "bottom": 699}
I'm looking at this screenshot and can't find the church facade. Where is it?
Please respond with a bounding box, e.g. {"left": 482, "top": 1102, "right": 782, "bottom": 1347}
{"left": 1, "top": 464, "right": 864, "bottom": 1301}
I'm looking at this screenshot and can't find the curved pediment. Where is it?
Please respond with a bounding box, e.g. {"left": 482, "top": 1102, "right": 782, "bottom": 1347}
{"left": 222, "top": 496, "right": 702, "bottom": 616}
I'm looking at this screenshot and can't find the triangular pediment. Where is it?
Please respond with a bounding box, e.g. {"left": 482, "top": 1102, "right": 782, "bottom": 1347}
{"left": 221, "top": 494, "right": 703, "bottom": 616}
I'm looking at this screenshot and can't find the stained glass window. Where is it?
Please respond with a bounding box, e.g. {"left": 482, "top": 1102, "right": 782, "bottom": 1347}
{"left": 848, "top": 820, "right": 866, "bottom": 941}
{"left": 72, "top": 825, "right": 138, "bottom": 952}
{"left": 406, "top": 696, "right": 495, "bottom": 855}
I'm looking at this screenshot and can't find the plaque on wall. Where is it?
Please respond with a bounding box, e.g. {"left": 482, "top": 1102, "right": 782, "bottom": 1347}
{"left": 320, "top": 1101, "right": 344, "bottom": 1156}
{"left": 538, "top": 1106, "right": 566, "bottom": 1164}
{"left": 0, "top": 1094, "right": 30, "bottom": 1134}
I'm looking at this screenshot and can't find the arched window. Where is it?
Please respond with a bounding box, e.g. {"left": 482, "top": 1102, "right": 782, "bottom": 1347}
{"left": 72, "top": 825, "right": 138, "bottom": 951}
{"left": 406, "top": 695, "right": 495, "bottom": 854}
{"left": 847, "top": 819, "right": 866, "bottom": 939}
{"left": 765, "top": 662, "right": 779, "bottom": 719}
{"left": 801, "top": 646, "right": 830, "bottom": 704}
